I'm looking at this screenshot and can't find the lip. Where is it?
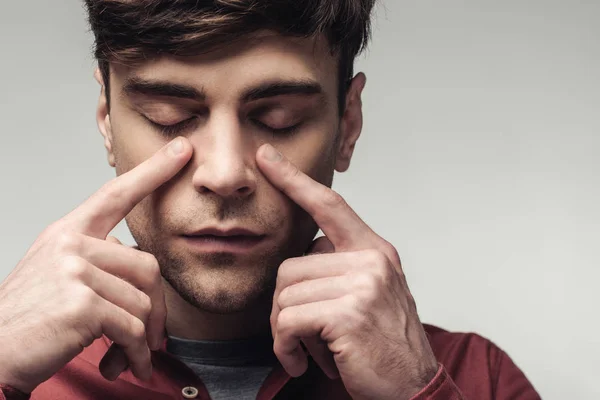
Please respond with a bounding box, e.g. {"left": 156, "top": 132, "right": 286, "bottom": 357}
{"left": 181, "top": 227, "right": 266, "bottom": 254}
{"left": 186, "top": 227, "right": 263, "bottom": 237}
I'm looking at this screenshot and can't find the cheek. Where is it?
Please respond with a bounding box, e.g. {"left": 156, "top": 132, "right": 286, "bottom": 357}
{"left": 125, "top": 182, "right": 182, "bottom": 246}
{"left": 110, "top": 111, "right": 167, "bottom": 175}
{"left": 110, "top": 118, "right": 174, "bottom": 234}
{"left": 279, "top": 130, "right": 337, "bottom": 187}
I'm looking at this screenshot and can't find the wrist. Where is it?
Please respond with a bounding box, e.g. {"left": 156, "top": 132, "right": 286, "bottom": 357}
{"left": 396, "top": 362, "right": 440, "bottom": 400}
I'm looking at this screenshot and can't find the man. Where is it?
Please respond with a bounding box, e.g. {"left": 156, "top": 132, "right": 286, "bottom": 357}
{"left": 0, "top": 0, "right": 540, "bottom": 399}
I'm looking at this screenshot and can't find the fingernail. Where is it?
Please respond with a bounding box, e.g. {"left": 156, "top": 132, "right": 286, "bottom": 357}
{"left": 262, "top": 144, "right": 282, "bottom": 162}
{"left": 169, "top": 138, "right": 184, "bottom": 156}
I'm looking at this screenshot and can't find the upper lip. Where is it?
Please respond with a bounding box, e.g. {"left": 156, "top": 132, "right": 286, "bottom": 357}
{"left": 184, "top": 227, "right": 264, "bottom": 237}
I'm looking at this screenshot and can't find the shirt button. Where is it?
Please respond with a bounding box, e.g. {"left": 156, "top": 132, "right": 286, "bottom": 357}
{"left": 181, "top": 386, "right": 199, "bottom": 399}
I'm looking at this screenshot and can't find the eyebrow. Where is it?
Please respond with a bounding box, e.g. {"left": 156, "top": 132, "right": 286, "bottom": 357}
{"left": 122, "top": 77, "right": 206, "bottom": 101}
{"left": 122, "top": 77, "right": 323, "bottom": 103}
{"left": 241, "top": 80, "right": 324, "bottom": 102}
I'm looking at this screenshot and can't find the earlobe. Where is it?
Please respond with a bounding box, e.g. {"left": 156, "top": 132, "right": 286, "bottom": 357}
{"left": 95, "top": 68, "right": 116, "bottom": 167}
{"left": 335, "top": 73, "right": 367, "bottom": 173}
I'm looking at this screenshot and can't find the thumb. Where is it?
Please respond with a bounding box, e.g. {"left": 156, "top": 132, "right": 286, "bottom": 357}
{"left": 306, "top": 236, "right": 335, "bottom": 255}
{"left": 106, "top": 236, "right": 122, "bottom": 245}
{"left": 107, "top": 236, "right": 141, "bottom": 251}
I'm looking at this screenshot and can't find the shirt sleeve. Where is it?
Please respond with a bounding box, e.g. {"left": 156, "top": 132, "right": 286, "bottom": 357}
{"left": 409, "top": 354, "right": 542, "bottom": 400}
{"left": 0, "top": 385, "right": 30, "bottom": 400}
{"left": 409, "top": 364, "right": 466, "bottom": 400}
{"left": 493, "top": 351, "right": 541, "bottom": 399}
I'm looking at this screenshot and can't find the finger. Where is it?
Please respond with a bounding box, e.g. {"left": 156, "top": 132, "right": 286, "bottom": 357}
{"left": 99, "top": 343, "right": 129, "bottom": 381}
{"left": 85, "top": 264, "right": 154, "bottom": 338}
{"left": 257, "top": 144, "right": 374, "bottom": 250}
{"left": 79, "top": 236, "right": 166, "bottom": 350}
{"left": 302, "top": 337, "right": 339, "bottom": 379}
{"left": 65, "top": 137, "right": 192, "bottom": 238}
{"left": 278, "top": 276, "right": 350, "bottom": 310}
{"left": 90, "top": 236, "right": 131, "bottom": 380}
{"left": 106, "top": 236, "right": 122, "bottom": 245}
{"left": 271, "top": 252, "right": 360, "bottom": 339}
{"left": 306, "top": 236, "right": 335, "bottom": 255}
{"left": 98, "top": 297, "right": 153, "bottom": 381}
{"left": 274, "top": 300, "right": 335, "bottom": 377}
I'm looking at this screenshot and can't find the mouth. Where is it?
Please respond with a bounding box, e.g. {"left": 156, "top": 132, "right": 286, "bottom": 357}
{"left": 181, "top": 227, "right": 267, "bottom": 253}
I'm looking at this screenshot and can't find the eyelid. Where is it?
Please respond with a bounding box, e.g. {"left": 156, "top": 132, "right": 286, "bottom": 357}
{"left": 145, "top": 115, "right": 197, "bottom": 136}
{"left": 250, "top": 107, "right": 300, "bottom": 126}
{"left": 253, "top": 119, "right": 303, "bottom": 135}
{"left": 135, "top": 101, "right": 202, "bottom": 124}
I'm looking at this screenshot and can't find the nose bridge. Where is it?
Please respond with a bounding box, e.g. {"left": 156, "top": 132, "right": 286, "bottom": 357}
{"left": 190, "top": 113, "right": 256, "bottom": 198}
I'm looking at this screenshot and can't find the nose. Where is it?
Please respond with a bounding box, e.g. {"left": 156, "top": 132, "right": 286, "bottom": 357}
{"left": 190, "top": 117, "right": 257, "bottom": 199}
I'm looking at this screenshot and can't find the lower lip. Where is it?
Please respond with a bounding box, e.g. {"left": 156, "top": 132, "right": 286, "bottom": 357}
{"left": 181, "top": 235, "right": 266, "bottom": 253}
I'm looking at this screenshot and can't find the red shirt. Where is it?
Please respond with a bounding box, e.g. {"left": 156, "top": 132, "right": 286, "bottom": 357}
{"left": 0, "top": 324, "right": 540, "bottom": 399}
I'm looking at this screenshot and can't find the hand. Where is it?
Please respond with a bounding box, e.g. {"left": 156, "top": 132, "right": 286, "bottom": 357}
{"left": 257, "top": 144, "right": 439, "bottom": 400}
{"left": 0, "top": 138, "right": 192, "bottom": 393}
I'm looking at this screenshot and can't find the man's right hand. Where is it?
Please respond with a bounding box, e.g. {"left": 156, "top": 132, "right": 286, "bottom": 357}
{"left": 0, "top": 137, "right": 192, "bottom": 394}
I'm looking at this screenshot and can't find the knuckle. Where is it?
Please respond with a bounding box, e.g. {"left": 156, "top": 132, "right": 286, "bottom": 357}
{"left": 277, "top": 287, "right": 291, "bottom": 309}
{"left": 355, "top": 272, "right": 379, "bottom": 292}
{"left": 364, "top": 249, "right": 388, "bottom": 269}
{"left": 272, "top": 341, "right": 284, "bottom": 358}
{"left": 54, "top": 232, "right": 82, "bottom": 254}
{"left": 98, "top": 179, "right": 128, "bottom": 207}
{"left": 320, "top": 189, "right": 346, "bottom": 209}
{"left": 61, "top": 256, "right": 89, "bottom": 281}
{"left": 281, "top": 161, "right": 301, "bottom": 184}
{"left": 276, "top": 308, "right": 295, "bottom": 335}
{"left": 128, "top": 318, "right": 147, "bottom": 343}
{"left": 138, "top": 293, "right": 152, "bottom": 321}
{"left": 275, "top": 259, "right": 294, "bottom": 288}
{"left": 380, "top": 240, "right": 401, "bottom": 264}
{"left": 269, "top": 312, "right": 278, "bottom": 328}
{"left": 143, "top": 254, "right": 161, "bottom": 286}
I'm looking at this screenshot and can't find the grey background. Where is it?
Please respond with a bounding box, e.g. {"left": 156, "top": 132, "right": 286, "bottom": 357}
{"left": 1, "top": 1, "right": 598, "bottom": 398}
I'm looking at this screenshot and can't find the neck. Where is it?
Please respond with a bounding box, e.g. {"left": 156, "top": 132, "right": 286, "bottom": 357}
{"left": 163, "top": 279, "right": 272, "bottom": 341}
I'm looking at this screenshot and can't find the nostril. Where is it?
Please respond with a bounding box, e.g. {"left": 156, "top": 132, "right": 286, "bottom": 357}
{"left": 237, "top": 186, "right": 252, "bottom": 196}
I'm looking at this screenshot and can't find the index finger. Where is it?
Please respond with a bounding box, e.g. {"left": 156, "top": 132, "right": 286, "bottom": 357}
{"left": 65, "top": 137, "right": 192, "bottom": 238}
{"left": 256, "top": 144, "right": 374, "bottom": 249}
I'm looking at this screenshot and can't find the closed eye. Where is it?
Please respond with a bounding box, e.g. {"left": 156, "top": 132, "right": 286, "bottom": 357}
{"left": 253, "top": 119, "right": 302, "bottom": 135}
{"left": 146, "top": 116, "right": 197, "bottom": 136}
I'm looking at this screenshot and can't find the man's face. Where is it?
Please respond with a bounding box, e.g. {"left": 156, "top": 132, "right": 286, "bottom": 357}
{"left": 96, "top": 33, "right": 364, "bottom": 314}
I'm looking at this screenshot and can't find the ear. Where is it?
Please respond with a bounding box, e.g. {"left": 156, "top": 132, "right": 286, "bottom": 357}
{"left": 335, "top": 72, "right": 366, "bottom": 173}
{"left": 94, "top": 68, "right": 115, "bottom": 167}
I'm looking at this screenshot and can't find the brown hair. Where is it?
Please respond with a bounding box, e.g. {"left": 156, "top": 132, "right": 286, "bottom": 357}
{"left": 84, "top": 0, "right": 377, "bottom": 114}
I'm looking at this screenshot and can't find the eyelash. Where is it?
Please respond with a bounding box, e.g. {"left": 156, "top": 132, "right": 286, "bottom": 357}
{"left": 148, "top": 117, "right": 197, "bottom": 136}
{"left": 253, "top": 120, "right": 302, "bottom": 136}
{"left": 147, "top": 116, "right": 302, "bottom": 136}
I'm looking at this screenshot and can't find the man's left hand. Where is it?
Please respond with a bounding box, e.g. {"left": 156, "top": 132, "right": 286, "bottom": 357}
{"left": 257, "top": 144, "right": 439, "bottom": 400}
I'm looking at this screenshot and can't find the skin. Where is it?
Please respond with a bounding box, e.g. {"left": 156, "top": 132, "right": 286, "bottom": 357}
{"left": 96, "top": 33, "right": 363, "bottom": 341}
{"left": 0, "top": 32, "right": 438, "bottom": 400}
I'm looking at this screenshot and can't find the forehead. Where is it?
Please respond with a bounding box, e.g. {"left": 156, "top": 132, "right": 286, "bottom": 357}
{"left": 110, "top": 33, "right": 339, "bottom": 101}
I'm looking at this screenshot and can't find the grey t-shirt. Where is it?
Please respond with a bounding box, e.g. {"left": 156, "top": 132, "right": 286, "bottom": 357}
{"left": 167, "top": 335, "right": 277, "bottom": 400}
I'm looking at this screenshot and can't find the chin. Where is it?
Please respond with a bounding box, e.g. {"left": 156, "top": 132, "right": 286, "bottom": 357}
{"left": 165, "top": 265, "right": 276, "bottom": 314}
{"left": 157, "top": 248, "right": 286, "bottom": 314}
